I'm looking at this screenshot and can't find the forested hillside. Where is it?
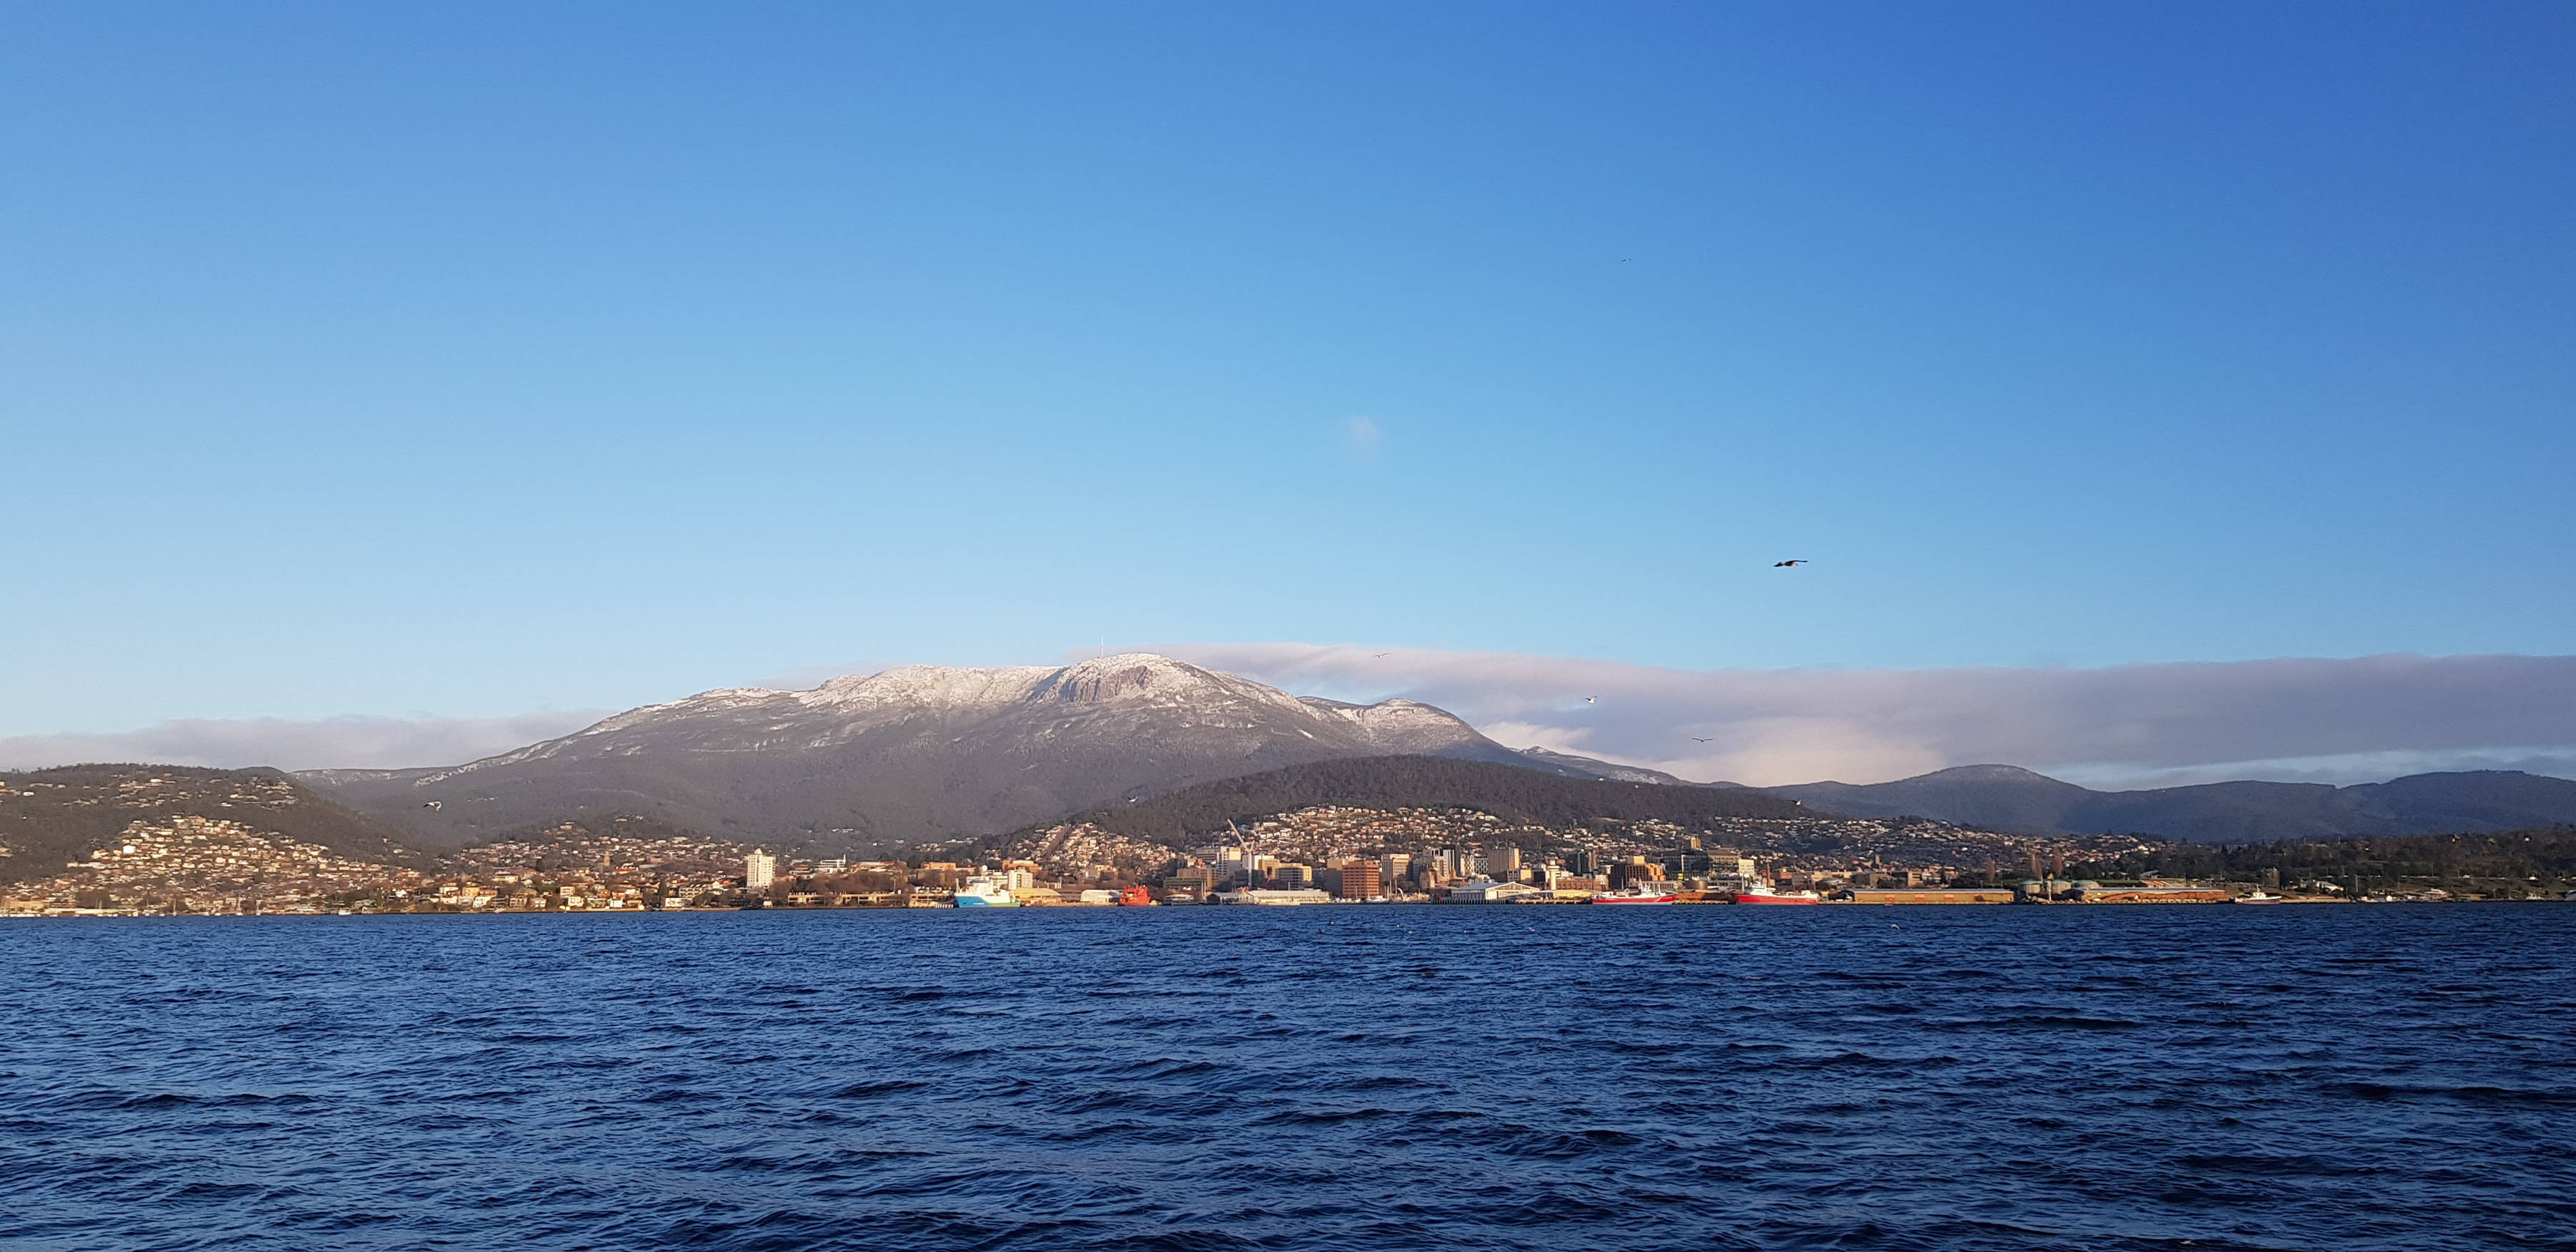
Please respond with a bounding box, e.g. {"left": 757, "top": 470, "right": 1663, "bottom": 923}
{"left": 0, "top": 765, "right": 419, "bottom": 884}
{"left": 2070, "top": 826, "right": 2576, "bottom": 896}
{"left": 1027, "top": 754, "right": 1811, "bottom": 846}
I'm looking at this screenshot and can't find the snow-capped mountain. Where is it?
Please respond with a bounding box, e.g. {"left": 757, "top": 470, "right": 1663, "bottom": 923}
{"left": 304, "top": 655, "right": 1615, "bottom": 849}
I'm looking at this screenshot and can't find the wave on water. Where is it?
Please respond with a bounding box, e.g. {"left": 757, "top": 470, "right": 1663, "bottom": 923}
{"left": 1, "top": 906, "right": 2570, "bottom": 1251}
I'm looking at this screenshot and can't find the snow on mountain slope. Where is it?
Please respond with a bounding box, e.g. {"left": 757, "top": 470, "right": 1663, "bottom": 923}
{"left": 1297, "top": 696, "right": 1492, "bottom": 753}
{"left": 445, "top": 656, "right": 1491, "bottom": 769}
{"left": 301, "top": 655, "right": 1574, "bottom": 849}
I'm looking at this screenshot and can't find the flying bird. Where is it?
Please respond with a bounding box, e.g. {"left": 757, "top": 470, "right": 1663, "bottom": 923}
{"left": 422, "top": 801, "right": 441, "bottom": 811}
{"left": 1773, "top": 559, "right": 1808, "bottom": 567}
{"left": 1585, "top": 696, "right": 1597, "bottom": 705}
{"left": 1372, "top": 652, "right": 1391, "bottom": 657}
{"left": 1690, "top": 737, "right": 1713, "bottom": 743}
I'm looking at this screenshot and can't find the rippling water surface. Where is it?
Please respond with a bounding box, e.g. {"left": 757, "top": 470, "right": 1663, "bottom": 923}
{"left": 3, "top": 906, "right": 2570, "bottom": 1251}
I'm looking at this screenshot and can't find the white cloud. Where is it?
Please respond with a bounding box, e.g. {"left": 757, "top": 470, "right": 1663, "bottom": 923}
{"left": 1157, "top": 644, "right": 2576, "bottom": 788}
{"left": 1346, "top": 416, "right": 1381, "bottom": 456}
{"left": 0, "top": 711, "right": 610, "bottom": 773}
{"left": 11, "top": 647, "right": 2574, "bottom": 788}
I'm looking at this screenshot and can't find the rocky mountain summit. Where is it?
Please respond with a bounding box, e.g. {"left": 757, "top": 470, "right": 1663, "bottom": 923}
{"left": 305, "top": 655, "right": 1633, "bottom": 850}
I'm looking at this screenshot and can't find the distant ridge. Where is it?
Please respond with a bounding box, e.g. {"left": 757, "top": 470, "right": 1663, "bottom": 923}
{"left": 1510, "top": 747, "right": 1712, "bottom": 786}
{"left": 0, "top": 764, "right": 417, "bottom": 884}
{"left": 301, "top": 655, "right": 1677, "bottom": 851}
{"left": 1023, "top": 754, "right": 1810, "bottom": 848}
{"left": 1765, "top": 766, "right": 2576, "bottom": 843}
{"left": 260, "top": 655, "right": 2576, "bottom": 851}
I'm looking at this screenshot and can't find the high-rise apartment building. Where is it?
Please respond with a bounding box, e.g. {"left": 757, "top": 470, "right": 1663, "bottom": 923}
{"left": 1335, "top": 860, "right": 1382, "bottom": 899}
{"left": 744, "top": 852, "right": 776, "bottom": 891}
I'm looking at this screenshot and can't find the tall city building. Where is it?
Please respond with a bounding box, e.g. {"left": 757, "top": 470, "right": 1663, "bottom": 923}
{"left": 744, "top": 852, "right": 776, "bottom": 891}
{"left": 1379, "top": 852, "right": 1411, "bottom": 886}
{"left": 1335, "top": 860, "right": 1382, "bottom": 899}
{"left": 1489, "top": 845, "right": 1522, "bottom": 876}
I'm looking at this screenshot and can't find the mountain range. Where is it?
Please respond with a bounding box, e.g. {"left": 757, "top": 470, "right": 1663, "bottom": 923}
{"left": 303, "top": 655, "right": 1660, "bottom": 851}
{"left": 274, "top": 654, "right": 2576, "bottom": 851}
{"left": 1770, "top": 764, "right": 2576, "bottom": 843}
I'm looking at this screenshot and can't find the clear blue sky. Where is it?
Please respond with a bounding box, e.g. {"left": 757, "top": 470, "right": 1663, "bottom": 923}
{"left": 6, "top": 1, "right": 2571, "bottom": 734}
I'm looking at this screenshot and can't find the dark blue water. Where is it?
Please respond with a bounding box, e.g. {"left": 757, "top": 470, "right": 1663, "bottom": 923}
{"left": 3, "top": 906, "right": 2570, "bottom": 1251}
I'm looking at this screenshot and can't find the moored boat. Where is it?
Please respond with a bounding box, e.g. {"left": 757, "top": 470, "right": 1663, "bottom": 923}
{"left": 953, "top": 876, "right": 1020, "bottom": 907}
{"left": 1590, "top": 885, "right": 1680, "bottom": 905}
{"left": 2232, "top": 891, "right": 2283, "bottom": 905}
{"left": 1732, "top": 885, "right": 1823, "bottom": 905}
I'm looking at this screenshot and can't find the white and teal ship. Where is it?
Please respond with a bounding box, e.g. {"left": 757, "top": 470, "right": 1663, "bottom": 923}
{"left": 952, "top": 876, "right": 1020, "bottom": 907}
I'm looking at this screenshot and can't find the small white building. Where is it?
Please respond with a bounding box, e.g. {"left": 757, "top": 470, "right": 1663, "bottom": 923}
{"left": 1448, "top": 877, "right": 1540, "bottom": 904}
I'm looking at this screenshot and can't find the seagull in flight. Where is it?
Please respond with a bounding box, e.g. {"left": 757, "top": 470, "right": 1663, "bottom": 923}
{"left": 1690, "top": 737, "right": 1713, "bottom": 743}
{"left": 1773, "top": 559, "right": 1807, "bottom": 567}
{"left": 1585, "top": 696, "right": 1597, "bottom": 705}
{"left": 1372, "top": 652, "right": 1391, "bottom": 657}
{"left": 422, "top": 801, "right": 442, "bottom": 811}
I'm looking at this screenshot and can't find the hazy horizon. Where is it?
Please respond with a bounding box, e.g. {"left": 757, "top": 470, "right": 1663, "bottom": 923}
{"left": 6, "top": 645, "right": 2572, "bottom": 792}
